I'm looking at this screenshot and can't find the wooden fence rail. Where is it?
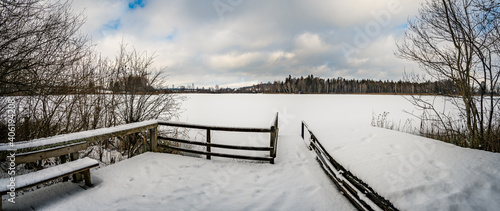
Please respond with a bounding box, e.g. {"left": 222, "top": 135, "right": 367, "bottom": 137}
{"left": 157, "top": 113, "right": 279, "bottom": 164}
{"left": 1, "top": 120, "right": 159, "bottom": 161}
{"left": 301, "top": 121, "right": 398, "bottom": 211}
{"left": 1, "top": 115, "right": 279, "bottom": 165}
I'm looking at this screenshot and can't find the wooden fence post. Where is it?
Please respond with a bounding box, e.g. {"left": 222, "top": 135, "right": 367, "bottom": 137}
{"left": 206, "top": 129, "right": 211, "bottom": 160}
{"left": 270, "top": 126, "right": 276, "bottom": 164}
{"left": 150, "top": 127, "right": 158, "bottom": 152}
{"left": 301, "top": 122, "right": 305, "bottom": 139}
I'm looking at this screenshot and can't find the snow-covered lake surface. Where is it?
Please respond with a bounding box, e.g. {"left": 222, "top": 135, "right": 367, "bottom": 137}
{"left": 4, "top": 94, "right": 500, "bottom": 210}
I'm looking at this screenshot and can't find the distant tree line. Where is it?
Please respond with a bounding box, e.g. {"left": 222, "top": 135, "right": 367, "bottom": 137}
{"left": 236, "top": 75, "right": 467, "bottom": 95}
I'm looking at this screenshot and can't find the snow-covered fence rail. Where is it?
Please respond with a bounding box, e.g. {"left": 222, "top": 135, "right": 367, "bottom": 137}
{"left": 301, "top": 121, "right": 398, "bottom": 211}
{"left": 157, "top": 113, "right": 279, "bottom": 164}
{"left": 0, "top": 120, "right": 159, "bottom": 154}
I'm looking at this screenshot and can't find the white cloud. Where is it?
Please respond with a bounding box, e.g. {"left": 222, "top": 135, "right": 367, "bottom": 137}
{"left": 347, "top": 57, "right": 370, "bottom": 66}
{"left": 294, "top": 33, "right": 331, "bottom": 56}
{"left": 205, "top": 52, "right": 265, "bottom": 70}
{"left": 70, "top": 0, "right": 426, "bottom": 88}
{"left": 269, "top": 51, "right": 295, "bottom": 63}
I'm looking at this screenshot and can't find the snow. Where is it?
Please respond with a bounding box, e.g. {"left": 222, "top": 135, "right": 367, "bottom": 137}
{"left": 3, "top": 94, "right": 500, "bottom": 210}
{"left": 0, "top": 120, "right": 158, "bottom": 151}
{"left": 309, "top": 124, "right": 500, "bottom": 210}
{"left": 0, "top": 157, "right": 98, "bottom": 193}
{"left": 175, "top": 94, "right": 500, "bottom": 210}
{"left": 4, "top": 143, "right": 355, "bottom": 210}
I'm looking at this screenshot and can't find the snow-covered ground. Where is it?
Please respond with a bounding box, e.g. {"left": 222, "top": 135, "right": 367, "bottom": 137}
{"left": 178, "top": 94, "right": 500, "bottom": 210}
{"left": 4, "top": 94, "right": 500, "bottom": 210}
{"left": 5, "top": 139, "right": 355, "bottom": 210}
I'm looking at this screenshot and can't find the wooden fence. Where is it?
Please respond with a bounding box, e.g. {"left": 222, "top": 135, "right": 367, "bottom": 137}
{"left": 301, "top": 121, "right": 398, "bottom": 211}
{"left": 157, "top": 113, "right": 279, "bottom": 164}
{"left": 0, "top": 116, "right": 278, "bottom": 209}
{"left": 1, "top": 114, "right": 279, "bottom": 165}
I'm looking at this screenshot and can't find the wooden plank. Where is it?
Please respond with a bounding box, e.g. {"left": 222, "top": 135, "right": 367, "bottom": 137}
{"left": 158, "top": 121, "right": 271, "bottom": 133}
{"left": 84, "top": 123, "right": 158, "bottom": 145}
{"left": 158, "top": 136, "right": 273, "bottom": 151}
{"left": 158, "top": 144, "right": 273, "bottom": 162}
{"left": 15, "top": 142, "right": 88, "bottom": 164}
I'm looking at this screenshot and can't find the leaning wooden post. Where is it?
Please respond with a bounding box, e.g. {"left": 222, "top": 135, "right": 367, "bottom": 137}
{"left": 206, "top": 129, "right": 211, "bottom": 160}
{"left": 301, "top": 122, "right": 305, "bottom": 139}
{"left": 274, "top": 112, "right": 279, "bottom": 160}
{"left": 270, "top": 126, "right": 276, "bottom": 164}
{"left": 149, "top": 126, "right": 158, "bottom": 152}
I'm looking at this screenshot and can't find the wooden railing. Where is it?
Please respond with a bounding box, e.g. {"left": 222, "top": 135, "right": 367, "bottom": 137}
{"left": 1, "top": 114, "right": 280, "bottom": 165}
{"left": 0, "top": 120, "right": 159, "bottom": 162}
{"left": 301, "top": 121, "right": 398, "bottom": 211}
{"left": 157, "top": 113, "right": 279, "bottom": 164}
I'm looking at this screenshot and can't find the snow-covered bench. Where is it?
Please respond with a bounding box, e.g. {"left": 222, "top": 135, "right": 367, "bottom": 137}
{"left": 0, "top": 143, "right": 99, "bottom": 210}
{"left": 0, "top": 157, "right": 98, "bottom": 201}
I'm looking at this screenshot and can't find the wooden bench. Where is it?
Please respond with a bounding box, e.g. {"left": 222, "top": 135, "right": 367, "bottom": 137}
{"left": 0, "top": 158, "right": 99, "bottom": 207}
{"left": 0, "top": 142, "right": 99, "bottom": 210}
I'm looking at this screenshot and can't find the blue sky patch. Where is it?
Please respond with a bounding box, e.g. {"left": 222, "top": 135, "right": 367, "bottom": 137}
{"left": 104, "top": 19, "right": 121, "bottom": 30}
{"left": 164, "top": 29, "right": 178, "bottom": 41}
{"left": 396, "top": 23, "right": 408, "bottom": 30}
{"left": 128, "top": 0, "right": 146, "bottom": 9}
{"left": 99, "top": 19, "right": 121, "bottom": 36}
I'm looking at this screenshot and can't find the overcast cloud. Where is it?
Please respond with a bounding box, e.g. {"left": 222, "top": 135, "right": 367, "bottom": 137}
{"left": 70, "top": 0, "right": 425, "bottom": 88}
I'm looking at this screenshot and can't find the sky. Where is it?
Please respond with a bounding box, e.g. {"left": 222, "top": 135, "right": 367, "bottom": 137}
{"left": 70, "top": 0, "right": 425, "bottom": 88}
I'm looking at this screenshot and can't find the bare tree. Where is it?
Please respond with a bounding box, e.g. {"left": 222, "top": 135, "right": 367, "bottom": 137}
{"left": 109, "top": 42, "right": 181, "bottom": 125}
{"left": 396, "top": 0, "right": 500, "bottom": 151}
{"left": 105, "top": 42, "right": 182, "bottom": 157}
{"left": 0, "top": 0, "right": 89, "bottom": 95}
{"left": 0, "top": 1, "right": 182, "bottom": 164}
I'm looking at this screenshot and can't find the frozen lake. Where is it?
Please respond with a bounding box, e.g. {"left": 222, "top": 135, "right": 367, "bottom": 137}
{"left": 177, "top": 93, "right": 419, "bottom": 134}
